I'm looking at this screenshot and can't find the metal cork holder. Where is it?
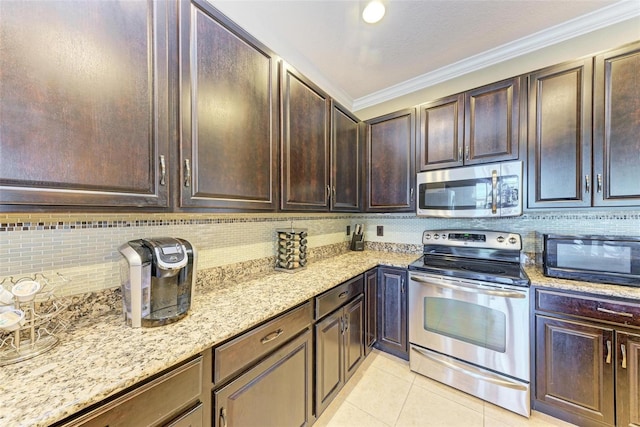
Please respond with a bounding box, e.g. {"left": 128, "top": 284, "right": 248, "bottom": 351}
{"left": 0, "top": 273, "right": 70, "bottom": 366}
{"left": 275, "top": 226, "right": 308, "bottom": 273}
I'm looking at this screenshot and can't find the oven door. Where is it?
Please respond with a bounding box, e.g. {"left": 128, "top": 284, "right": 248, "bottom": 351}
{"left": 409, "top": 272, "right": 530, "bottom": 381}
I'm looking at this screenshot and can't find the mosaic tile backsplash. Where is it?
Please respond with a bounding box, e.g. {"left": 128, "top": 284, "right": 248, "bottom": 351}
{"left": 1, "top": 210, "right": 639, "bottom": 296}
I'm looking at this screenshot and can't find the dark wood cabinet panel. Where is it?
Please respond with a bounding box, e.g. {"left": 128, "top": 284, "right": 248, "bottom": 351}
{"left": 344, "top": 297, "right": 365, "bottom": 383}
{"left": 331, "top": 102, "right": 361, "bottom": 212}
{"left": 617, "top": 331, "right": 640, "bottom": 427}
{"left": 315, "top": 310, "right": 343, "bottom": 415}
{"left": 281, "top": 63, "right": 331, "bottom": 211}
{"left": 315, "top": 290, "right": 365, "bottom": 418}
{"left": 376, "top": 267, "right": 408, "bottom": 360}
{"left": 418, "top": 77, "right": 519, "bottom": 172}
{"left": 0, "top": 0, "right": 169, "bottom": 208}
{"left": 527, "top": 59, "right": 593, "bottom": 208}
{"left": 178, "top": 0, "right": 278, "bottom": 210}
{"left": 535, "top": 315, "right": 615, "bottom": 426}
{"left": 593, "top": 42, "right": 640, "bottom": 207}
{"left": 214, "top": 330, "right": 312, "bottom": 427}
{"left": 418, "top": 94, "right": 464, "bottom": 170}
{"left": 364, "top": 269, "right": 378, "bottom": 354}
{"left": 365, "top": 109, "right": 416, "bottom": 212}
{"left": 464, "top": 78, "right": 519, "bottom": 165}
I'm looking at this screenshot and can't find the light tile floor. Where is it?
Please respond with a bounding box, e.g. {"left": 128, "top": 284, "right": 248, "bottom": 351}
{"left": 314, "top": 349, "right": 577, "bottom": 427}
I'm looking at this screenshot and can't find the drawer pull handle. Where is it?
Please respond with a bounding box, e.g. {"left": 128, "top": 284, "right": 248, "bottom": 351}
{"left": 597, "top": 307, "right": 633, "bottom": 318}
{"left": 184, "top": 159, "right": 191, "bottom": 187}
{"left": 260, "top": 328, "right": 284, "bottom": 344}
{"left": 621, "top": 344, "right": 627, "bottom": 369}
{"left": 606, "top": 340, "right": 612, "bottom": 364}
{"left": 338, "top": 291, "right": 349, "bottom": 299}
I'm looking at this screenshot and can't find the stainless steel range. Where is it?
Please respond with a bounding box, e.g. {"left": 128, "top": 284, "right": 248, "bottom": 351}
{"left": 408, "top": 230, "right": 531, "bottom": 417}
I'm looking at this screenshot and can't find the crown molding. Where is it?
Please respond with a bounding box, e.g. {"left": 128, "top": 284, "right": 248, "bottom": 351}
{"left": 352, "top": 0, "right": 640, "bottom": 112}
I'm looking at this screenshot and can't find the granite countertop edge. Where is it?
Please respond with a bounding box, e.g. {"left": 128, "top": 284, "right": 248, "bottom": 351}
{"left": 3, "top": 251, "right": 639, "bottom": 427}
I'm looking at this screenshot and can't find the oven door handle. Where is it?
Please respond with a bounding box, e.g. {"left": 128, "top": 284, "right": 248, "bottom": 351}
{"left": 411, "top": 346, "right": 528, "bottom": 391}
{"left": 410, "top": 275, "right": 527, "bottom": 299}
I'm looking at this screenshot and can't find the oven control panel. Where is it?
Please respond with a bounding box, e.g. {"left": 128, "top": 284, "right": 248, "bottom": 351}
{"left": 422, "top": 230, "right": 521, "bottom": 250}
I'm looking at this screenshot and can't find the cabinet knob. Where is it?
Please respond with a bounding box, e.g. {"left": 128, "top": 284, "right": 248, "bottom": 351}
{"left": 621, "top": 343, "right": 627, "bottom": 369}
{"left": 597, "top": 174, "right": 603, "bottom": 193}
{"left": 410, "top": 187, "right": 414, "bottom": 202}
{"left": 606, "top": 339, "right": 612, "bottom": 364}
{"left": 220, "top": 408, "right": 227, "bottom": 427}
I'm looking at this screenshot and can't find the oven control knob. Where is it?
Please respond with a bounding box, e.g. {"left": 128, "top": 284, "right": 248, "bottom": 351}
{"left": 433, "top": 233, "right": 440, "bottom": 239}
{"left": 497, "top": 236, "right": 505, "bottom": 243}
{"left": 508, "top": 237, "right": 518, "bottom": 244}
{"left": 424, "top": 234, "right": 431, "bottom": 240}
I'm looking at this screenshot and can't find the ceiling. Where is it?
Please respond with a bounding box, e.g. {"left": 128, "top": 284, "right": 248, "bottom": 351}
{"left": 209, "top": 0, "right": 639, "bottom": 114}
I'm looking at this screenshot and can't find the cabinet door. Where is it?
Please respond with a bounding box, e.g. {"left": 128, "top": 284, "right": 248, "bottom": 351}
{"left": 376, "top": 267, "right": 408, "bottom": 360}
{"left": 215, "top": 330, "right": 312, "bottom": 427}
{"left": 364, "top": 269, "right": 378, "bottom": 353}
{"left": 593, "top": 42, "right": 640, "bottom": 207}
{"left": 527, "top": 59, "right": 593, "bottom": 209}
{"left": 365, "top": 109, "right": 416, "bottom": 212}
{"left": 178, "top": 0, "right": 278, "bottom": 210}
{"left": 0, "top": 0, "right": 169, "bottom": 208}
{"left": 315, "top": 310, "right": 344, "bottom": 416}
{"left": 464, "top": 77, "right": 519, "bottom": 165}
{"left": 331, "top": 102, "right": 361, "bottom": 212}
{"left": 344, "top": 296, "right": 365, "bottom": 383}
{"left": 281, "top": 63, "right": 330, "bottom": 211}
{"left": 535, "top": 315, "right": 615, "bottom": 426}
{"left": 418, "top": 94, "right": 464, "bottom": 171}
{"left": 616, "top": 331, "right": 640, "bottom": 427}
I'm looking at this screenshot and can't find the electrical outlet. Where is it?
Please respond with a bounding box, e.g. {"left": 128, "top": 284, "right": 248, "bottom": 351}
{"left": 377, "top": 226, "right": 384, "bottom": 236}
{"left": 346, "top": 225, "right": 351, "bottom": 235}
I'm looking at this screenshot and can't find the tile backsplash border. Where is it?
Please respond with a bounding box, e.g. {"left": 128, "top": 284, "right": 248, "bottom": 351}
{"left": 2, "top": 210, "right": 639, "bottom": 297}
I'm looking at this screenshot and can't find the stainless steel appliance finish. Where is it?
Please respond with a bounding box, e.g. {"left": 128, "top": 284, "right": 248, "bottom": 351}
{"left": 119, "top": 237, "right": 196, "bottom": 328}
{"left": 408, "top": 230, "right": 531, "bottom": 417}
{"left": 416, "top": 160, "right": 522, "bottom": 218}
{"left": 544, "top": 234, "right": 640, "bottom": 287}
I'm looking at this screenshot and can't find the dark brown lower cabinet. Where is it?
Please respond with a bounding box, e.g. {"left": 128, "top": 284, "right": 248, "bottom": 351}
{"left": 57, "top": 355, "right": 207, "bottom": 427}
{"left": 364, "top": 268, "right": 378, "bottom": 354}
{"left": 616, "top": 331, "right": 640, "bottom": 427}
{"left": 535, "top": 316, "right": 615, "bottom": 426}
{"left": 534, "top": 288, "right": 640, "bottom": 427}
{"left": 315, "top": 295, "right": 365, "bottom": 417}
{"left": 214, "top": 330, "right": 313, "bottom": 427}
{"left": 375, "top": 267, "right": 408, "bottom": 360}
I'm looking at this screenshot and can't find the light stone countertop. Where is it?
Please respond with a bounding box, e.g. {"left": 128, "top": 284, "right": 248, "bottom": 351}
{"left": 3, "top": 251, "right": 639, "bottom": 427}
{"left": 1, "top": 251, "right": 419, "bottom": 427}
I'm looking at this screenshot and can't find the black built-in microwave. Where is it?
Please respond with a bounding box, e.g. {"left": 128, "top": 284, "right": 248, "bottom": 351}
{"left": 544, "top": 234, "right": 640, "bottom": 287}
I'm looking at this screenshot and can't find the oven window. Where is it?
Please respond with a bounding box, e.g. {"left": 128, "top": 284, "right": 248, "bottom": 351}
{"left": 424, "top": 297, "right": 506, "bottom": 353}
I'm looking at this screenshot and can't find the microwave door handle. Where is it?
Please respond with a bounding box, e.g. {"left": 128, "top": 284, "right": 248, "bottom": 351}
{"left": 491, "top": 170, "right": 498, "bottom": 214}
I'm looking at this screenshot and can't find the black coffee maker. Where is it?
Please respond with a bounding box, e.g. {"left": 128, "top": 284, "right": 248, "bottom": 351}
{"left": 119, "top": 237, "right": 196, "bottom": 327}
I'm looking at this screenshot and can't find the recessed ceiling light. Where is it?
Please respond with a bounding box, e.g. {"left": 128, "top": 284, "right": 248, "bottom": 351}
{"left": 362, "top": 0, "right": 385, "bottom": 24}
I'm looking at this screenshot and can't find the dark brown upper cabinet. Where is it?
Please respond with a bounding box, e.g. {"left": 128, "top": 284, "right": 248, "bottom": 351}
{"left": 527, "top": 58, "right": 593, "bottom": 209}
{"left": 0, "top": 0, "right": 170, "bottom": 209}
{"left": 330, "top": 102, "right": 362, "bottom": 212}
{"left": 178, "top": 0, "right": 279, "bottom": 211}
{"left": 365, "top": 109, "right": 416, "bottom": 212}
{"left": 593, "top": 42, "right": 640, "bottom": 207}
{"left": 280, "top": 63, "right": 331, "bottom": 211}
{"left": 418, "top": 77, "right": 519, "bottom": 171}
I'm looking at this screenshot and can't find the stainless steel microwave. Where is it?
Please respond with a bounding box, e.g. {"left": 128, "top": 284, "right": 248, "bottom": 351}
{"left": 544, "top": 234, "right": 640, "bottom": 287}
{"left": 416, "top": 161, "right": 523, "bottom": 218}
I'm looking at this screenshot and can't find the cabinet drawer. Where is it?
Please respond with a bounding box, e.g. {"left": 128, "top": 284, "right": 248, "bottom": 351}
{"left": 536, "top": 289, "right": 640, "bottom": 328}
{"left": 316, "top": 274, "right": 364, "bottom": 320}
{"left": 63, "top": 356, "right": 203, "bottom": 427}
{"left": 214, "top": 302, "right": 312, "bottom": 384}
